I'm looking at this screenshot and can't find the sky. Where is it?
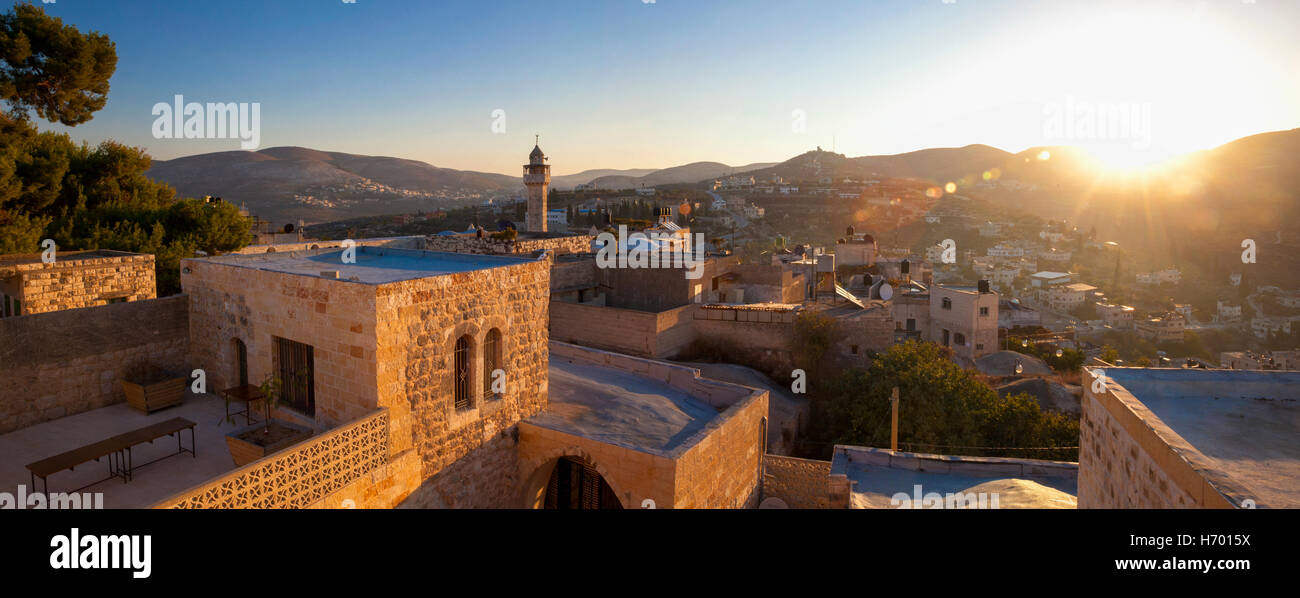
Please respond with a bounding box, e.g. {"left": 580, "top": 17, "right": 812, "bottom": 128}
{"left": 30, "top": 0, "right": 1300, "bottom": 176}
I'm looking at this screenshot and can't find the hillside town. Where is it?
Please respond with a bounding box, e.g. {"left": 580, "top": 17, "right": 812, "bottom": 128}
{"left": 2, "top": 143, "right": 1294, "bottom": 512}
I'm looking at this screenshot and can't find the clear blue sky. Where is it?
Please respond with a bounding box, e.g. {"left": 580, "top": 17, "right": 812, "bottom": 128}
{"left": 32, "top": 0, "right": 1300, "bottom": 175}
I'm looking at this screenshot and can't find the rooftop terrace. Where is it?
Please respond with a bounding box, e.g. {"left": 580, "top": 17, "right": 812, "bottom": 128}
{"left": 534, "top": 354, "right": 722, "bottom": 456}
{"left": 0, "top": 393, "right": 240, "bottom": 508}
{"left": 1098, "top": 368, "right": 1300, "bottom": 508}
{"left": 189, "top": 246, "right": 534, "bottom": 284}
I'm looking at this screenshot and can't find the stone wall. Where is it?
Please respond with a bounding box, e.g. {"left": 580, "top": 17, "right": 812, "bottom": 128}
{"left": 0, "top": 295, "right": 190, "bottom": 434}
{"left": 397, "top": 429, "right": 523, "bottom": 508}
{"left": 182, "top": 256, "right": 382, "bottom": 430}
{"left": 549, "top": 301, "right": 697, "bottom": 359}
{"left": 671, "top": 388, "right": 768, "bottom": 508}
{"left": 762, "top": 455, "right": 832, "bottom": 509}
{"left": 231, "top": 236, "right": 424, "bottom": 255}
{"left": 376, "top": 256, "right": 551, "bottom": 498}
{"left": 423, "top": 234, "right": 594, "bottom": 257}
{"left": 0, "top": 250, "right": 155, "bottom": 315}
{"left": 691, "top": 307, "right": 797, "bottom": 377}
{"left": 1078, "top": 375, "right": 1233, "bottom": 508}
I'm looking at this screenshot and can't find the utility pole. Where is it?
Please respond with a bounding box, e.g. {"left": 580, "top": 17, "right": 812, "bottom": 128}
{"left": 890, "top": 387, "right": 900, "bottom": 452}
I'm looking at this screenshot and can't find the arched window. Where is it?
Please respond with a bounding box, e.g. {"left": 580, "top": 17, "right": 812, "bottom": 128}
{"left": 483, "top": 328, "right": 503, "bottom": 400}
{"left": 454, "top": 335, "right": 473, "bottom": 411}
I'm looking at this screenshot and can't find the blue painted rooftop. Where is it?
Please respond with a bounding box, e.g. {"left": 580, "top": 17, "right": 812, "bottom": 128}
{"left": 198, "top": 245, "right": 535, "bottom": 284}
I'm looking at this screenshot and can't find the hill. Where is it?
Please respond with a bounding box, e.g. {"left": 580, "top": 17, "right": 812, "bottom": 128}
{"left": 146, "top": 147, "right": 521, "bottom": 225}
{"left": 589, "top": 161, "right": 778, "bottom": 189}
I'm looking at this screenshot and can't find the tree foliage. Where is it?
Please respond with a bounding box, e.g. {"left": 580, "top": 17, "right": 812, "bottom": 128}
{"left": 811, "top": 341, "right": 1078, "bottom": 461}
{"left": 0, "top": 3, "right": 116, "bottom": 125}
{"left": 0, "top": 4, "right": 249, "bottom": 294}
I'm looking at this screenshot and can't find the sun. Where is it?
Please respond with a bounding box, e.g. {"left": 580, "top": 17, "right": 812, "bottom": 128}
{"left": 1083, "top": 143, "right": 1178, "bottom": 175}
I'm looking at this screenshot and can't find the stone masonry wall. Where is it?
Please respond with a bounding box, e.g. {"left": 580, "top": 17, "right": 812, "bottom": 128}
{"left": 181, "top": 257, "right": 381, "bottom": 430}
{"left": 1078, "top": 381, "right": 1232, "bottom": 508}
{"left": 375, "top": 257, "right": 551, "bottom": 503}
{"left": 549, "top": 301, "right": 697, "bottom": 359}
{"left": 423, "top": 234, "right": 594, "bottom": 257}
{"left": 671, "top": 389, "right": 768, "bottom": 508}
{"left": 0, "top": 296, "right": 190, "bottom": 433}
{"left": 761, "top": 455, "right": 832, "bottom": 509}
{"left": 2, "top": 251, "right": 155, "bottom": 314}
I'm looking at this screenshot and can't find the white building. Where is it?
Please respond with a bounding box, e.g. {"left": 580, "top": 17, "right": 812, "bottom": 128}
{"left": 988, "top": 242, "right": 1024, "bottom": 258}
{"left": 1137, "top": 268, "right": 1181, "bottom": 285}
{"left": 1030, "top": 271, "right": 1073, "bottom": 288}
{"left": 1251, "top": 317, "right": 1293, "bottom": 339}
{"left": 1216, "top": 300, "right": 1243, "bottom": 323}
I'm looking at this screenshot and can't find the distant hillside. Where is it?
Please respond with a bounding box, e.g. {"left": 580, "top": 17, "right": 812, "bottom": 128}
{"left": 146, "top": 147, "right": 521, "bottom": 225}
{"left": 734, "top": 145, "right": 1011, "bottom": 186}
{"left": 589, "top": 161, "right": 778, "bottom": 189}
{"left": 551, "top": 168, "right": 658, "bottom": 190}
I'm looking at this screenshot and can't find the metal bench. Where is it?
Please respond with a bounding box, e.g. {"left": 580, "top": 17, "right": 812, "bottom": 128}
{"left": 25, "top": 417, "right": 197, "bottom": 493}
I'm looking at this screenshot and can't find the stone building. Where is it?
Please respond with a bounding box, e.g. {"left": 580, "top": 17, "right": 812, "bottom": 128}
{"left": 927, "top": 283, "right": 999, "bottom": 365}
{"left": 1095, "top": 302, "right": 1135, "bottom": 329}
{"left": 1135, "top": 312, "right": 1185, "bottom": 344}
{"left": 182, "top": 245, "right": 552, "bottom": 504}
{"left": 1079, "top": 367, "right": 1300, "bottom": 508}
{"left": 1, "top": 240, "right": 773, "bottom": 509}
{"left": 0, "top": 249, "right": 155, "bottom": 317}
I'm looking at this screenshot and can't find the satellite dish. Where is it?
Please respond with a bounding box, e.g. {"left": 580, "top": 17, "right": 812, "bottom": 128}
{"left": 879, "top": 283, "right": 893, "bottom": 301}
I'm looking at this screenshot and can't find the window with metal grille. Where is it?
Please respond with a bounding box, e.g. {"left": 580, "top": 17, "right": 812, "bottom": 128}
{"left": 483, "top": 328, "right": 502, "bottom": 400}
{"left": 942, "top": 297, "right": 952, "bottom": 309}
{"left": 454, "top": 335, "right": 472, "bottom": 411}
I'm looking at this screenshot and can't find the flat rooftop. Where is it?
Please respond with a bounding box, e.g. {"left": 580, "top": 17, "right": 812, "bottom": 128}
{"left": 0, "top": 394, "right": 240, "bottom": 508}
{"left": 1101, "top": 368, "right": 1300, "bottom": 508}
{"left": 191, "top": 246, "right": 533, "bottom": 284}
{"left": 530, "top": 354, "right": 722, "bottom": 456}
{"left": 0, "top": 249, "right": 147, "bottom": 275}
{"left": 832, "top": 446, "right": 1078, "bottom": 509}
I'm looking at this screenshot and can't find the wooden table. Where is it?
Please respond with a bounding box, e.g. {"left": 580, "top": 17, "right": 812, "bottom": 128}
{"left": 220, "top": 385, "right": 265, "bottom": 426}
{"left": 26, "top": 417, "right": 197, "bottom": 493}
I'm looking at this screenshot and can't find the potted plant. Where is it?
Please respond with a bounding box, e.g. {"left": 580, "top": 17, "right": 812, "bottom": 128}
{"left": 222, "top": 373, "right": 314, "bottom": 467}
{"left": 120, "top": 364, "right": 186, "bottom": 414}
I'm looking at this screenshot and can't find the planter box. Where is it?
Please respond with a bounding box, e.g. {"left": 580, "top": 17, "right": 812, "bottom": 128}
{"left": 121, "top": 374, "right": 186, "bottom": 414}
{"left": 225, "top": 420, "right": 315, "bottom": 467}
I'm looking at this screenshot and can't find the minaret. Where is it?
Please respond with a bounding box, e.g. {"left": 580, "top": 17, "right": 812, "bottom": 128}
{"left": 524, "top": 136, "right": 551, "bottom": 233}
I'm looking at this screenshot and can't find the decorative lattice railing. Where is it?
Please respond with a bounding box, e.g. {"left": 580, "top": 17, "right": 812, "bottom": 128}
{"left": 156, "top": 410, "right": 389, "bottom": 509}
